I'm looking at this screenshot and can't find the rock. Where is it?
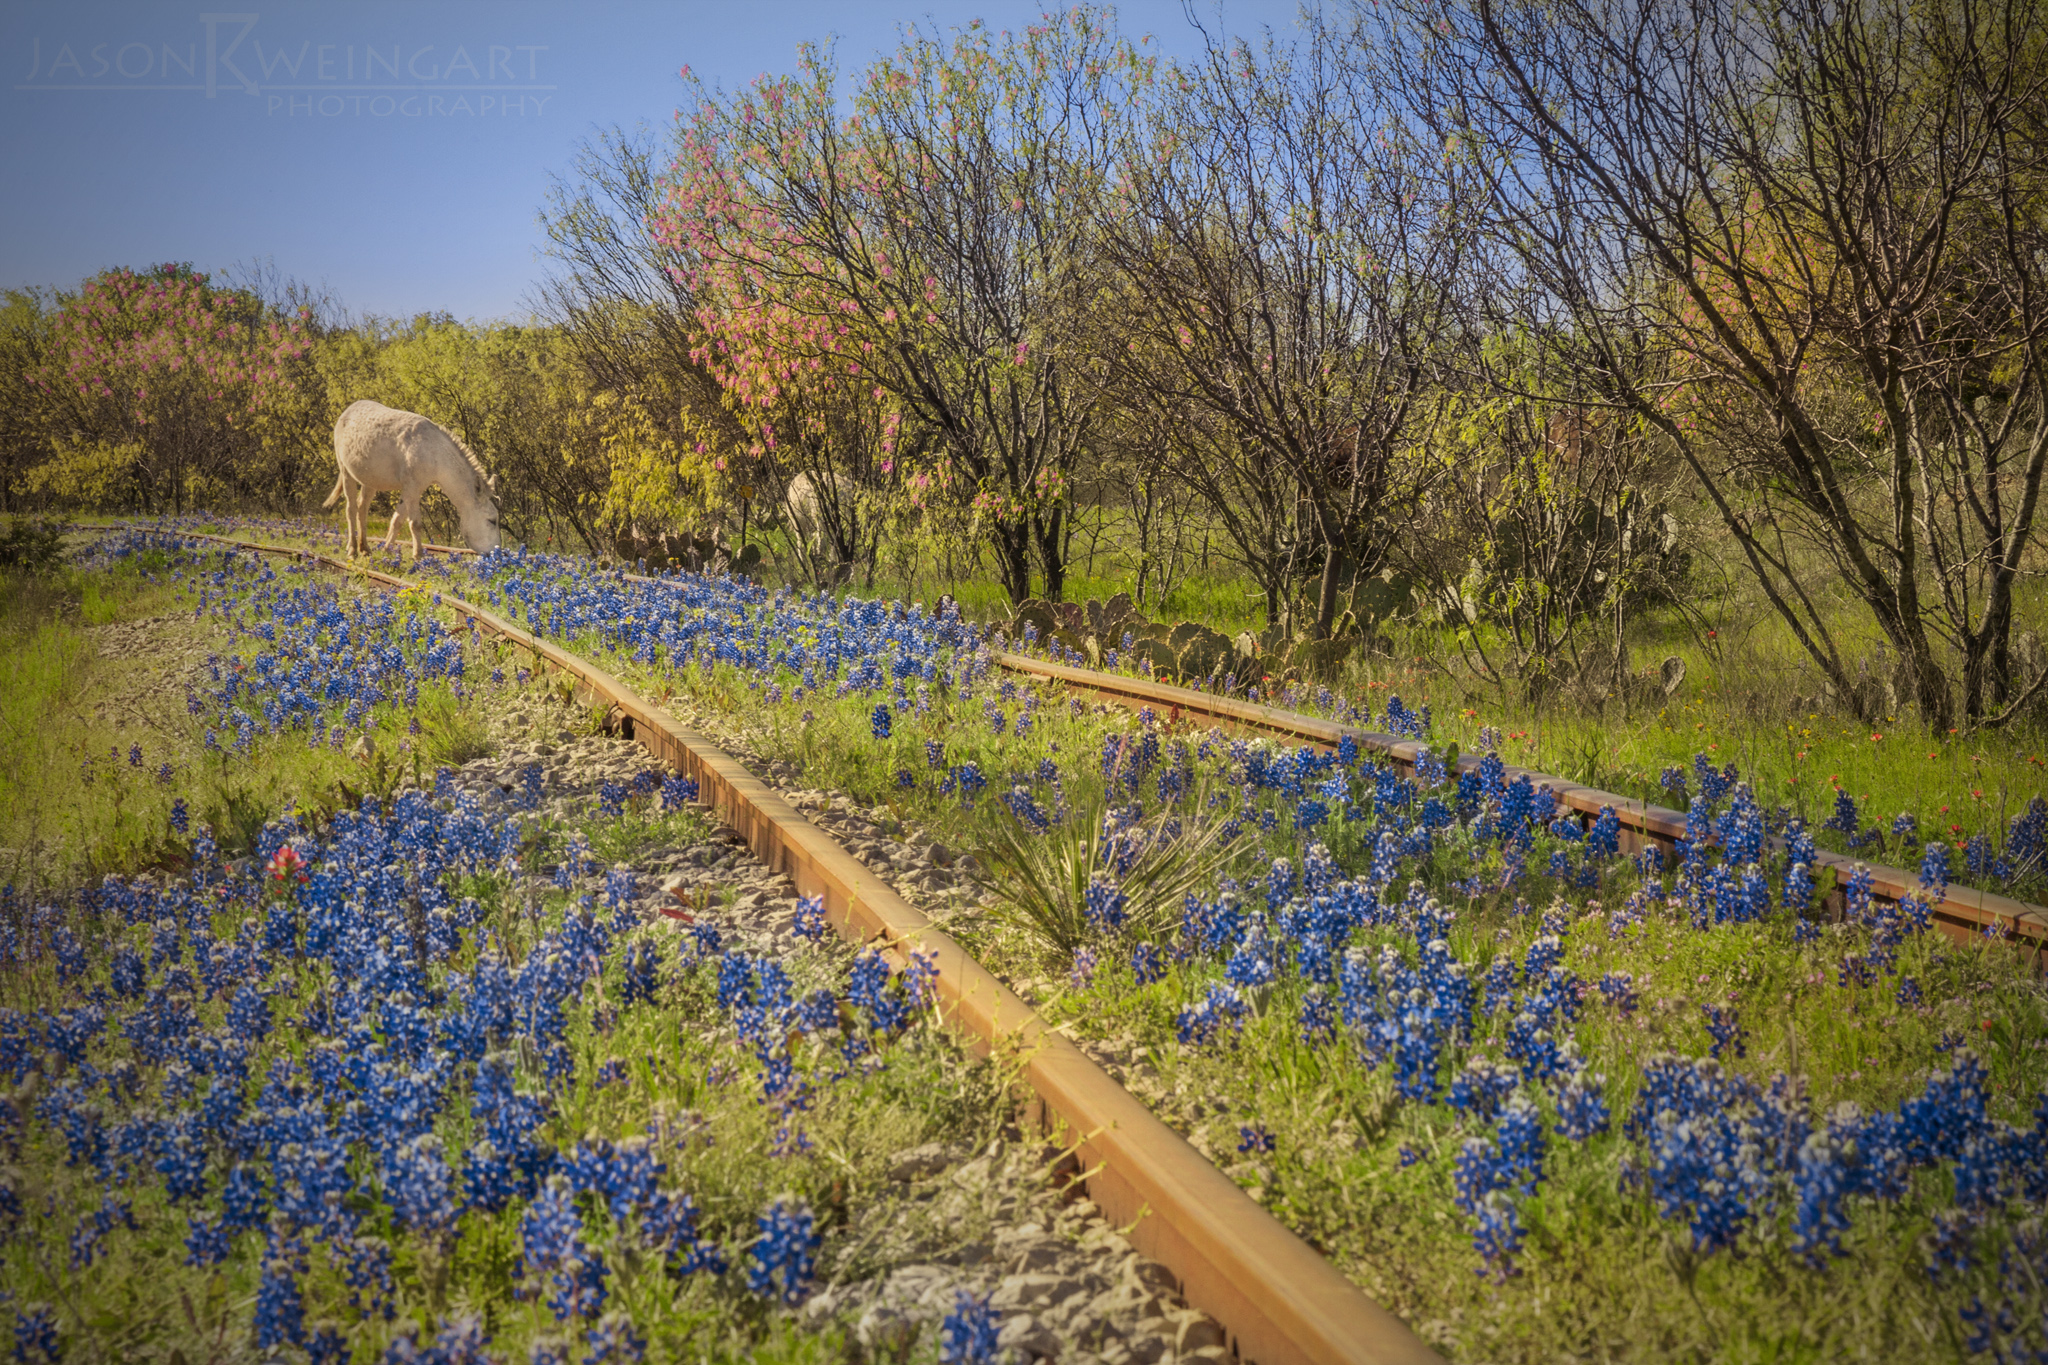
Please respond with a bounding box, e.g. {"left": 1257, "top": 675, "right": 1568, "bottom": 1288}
{"left": 1659, "top": 654, "right": 1686, "bottom": 695}
{"left": 1121, "top": 1258, "right": 1178, "bottom": 1297}
{"left": 996, "top": 1313, "right": 1062, "bottom": 1361}
{"left": 940, "top": 1240, "right": 990, "bottom": 1267}
{"left": 1010, "top": 1239, "right": 1064, "bottom": 1273}
{"left": 1121, "top": 1328, "right": 1172, "bottom": 1365}
{"left": 855, "top": 1304, "right": 918, "bottom": 1356}
{"left": 888, "top": 1142, "right": 953, "bottom": 1183}
{"left": 883, "top": 1263, "right": 949, "bottom": 1294}
{"left": 1042, "top": 1287, "right": 1098, "bottom": 1330}
{"left": 1171, "top": 1311, "right": 1225, "bottom": 1353}
{"left": 991, "top": 1273, "right": 1080, "bottom": 1312}
{"left": 925, "top": 841, "right": 955, "bottom": 867}
{"left": 1088, "top": 1284, "right": 1161, "bottom": 1324}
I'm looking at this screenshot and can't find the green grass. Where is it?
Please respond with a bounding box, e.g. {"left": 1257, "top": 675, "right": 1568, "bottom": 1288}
{"left": 1, "top": 828, "right": 1017, "bottom": 1362}
{"left": 427, "top": 548, "right": 2046, "bottom": 1365}
{"left": 0, "top": 541, "right": 513, "bottom": 898}
{"left": 0, "top": 540, "right": 1027, "bottom": 1363}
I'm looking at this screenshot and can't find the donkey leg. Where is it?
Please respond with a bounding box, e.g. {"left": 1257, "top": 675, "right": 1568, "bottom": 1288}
{"left": 394, "top": 493, "right": 422, "bottom": 561}
{"left": 354, "top": 482, "right": 372, "bottom": 556}
{"left": 345, "top": 479, "right": 365, "bottom": 556}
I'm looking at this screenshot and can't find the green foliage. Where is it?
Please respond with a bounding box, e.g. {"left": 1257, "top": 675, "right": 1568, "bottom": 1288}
{"left": 414, "top": 685, "right": 495, "bottom": 770}
{"left": 0, "top": 515, "right": 68, "bottom": 573}
{"left": 969, "top": 785, "right": 1244, "bottom": 961}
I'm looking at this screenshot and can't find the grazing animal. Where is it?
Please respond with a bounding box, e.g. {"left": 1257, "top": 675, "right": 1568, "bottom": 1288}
{"left": 324, "top": 401, "right": 500, "bottom": 558}
{"left": 783, "top": 470, "right": 858, "bottom": 570}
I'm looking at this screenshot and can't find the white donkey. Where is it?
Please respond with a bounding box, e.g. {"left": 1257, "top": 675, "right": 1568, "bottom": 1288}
{"left": 783, "top": 470, "right": 857, "bottom": 570}
{"left": 324, "top": 400, "right": 501, "bottom": 558}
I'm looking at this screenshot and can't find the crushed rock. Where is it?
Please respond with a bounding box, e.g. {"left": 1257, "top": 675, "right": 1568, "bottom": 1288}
{"left": 407, "top": 684, "right": 1232, "bottom": 1363}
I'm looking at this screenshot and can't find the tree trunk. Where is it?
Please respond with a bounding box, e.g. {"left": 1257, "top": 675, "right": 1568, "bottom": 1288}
{"left": 994, "top": 521, "right": 1034, "bottom": 604}
{"left": 1037, "top": 505, "right": 1067, "bottom": 604}
{"left": 1314, "top": 540, "right": 1347, "bottom": 640}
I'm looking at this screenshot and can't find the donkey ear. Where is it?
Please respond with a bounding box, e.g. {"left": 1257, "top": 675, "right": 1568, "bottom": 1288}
{"left": 487, "top": 474, "right": 500, "bottom": 494}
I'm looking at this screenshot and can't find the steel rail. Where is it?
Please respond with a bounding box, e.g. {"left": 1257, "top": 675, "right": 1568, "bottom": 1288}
{"left": 140, "top": 524, "right": 2045, "bottom": 958}
{"left": 151, "top": 522, "right": 2046, "bottom": 957}
{"left": 155, "top": 529, "right": 1440, "bottom": 1365}
{"left": 992, "top": 652, "right": 2048, "bottom": 960}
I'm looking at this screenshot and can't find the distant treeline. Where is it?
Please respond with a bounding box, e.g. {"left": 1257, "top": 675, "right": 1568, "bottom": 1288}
{"left": 4, "top": 0, "right": 2044, "bottom": 727}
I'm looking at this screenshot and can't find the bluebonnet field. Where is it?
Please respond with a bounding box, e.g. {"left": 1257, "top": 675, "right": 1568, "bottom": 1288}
{"left": 434, "top": 542, "right": 2048, "bottom": 1363}
{"left": 2, "top": 532, "right": 1026, "bottom": 1364}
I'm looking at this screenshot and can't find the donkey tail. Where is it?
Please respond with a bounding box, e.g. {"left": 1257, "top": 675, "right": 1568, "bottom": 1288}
{"left": 321, "top": 473, "right": 346, "bottom": 509}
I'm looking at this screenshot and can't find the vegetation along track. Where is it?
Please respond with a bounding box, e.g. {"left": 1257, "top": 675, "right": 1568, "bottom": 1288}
{"left": 986, "top": 656, "right": 2048, "bottom": 965}
{"left": 143, "top": 518, "right": 2048, "bottom": 1362}
{"left": 152, "top": 525, "right": 1444, "bottom": 1365}
{"left": 203, "top": 526, "right": 2047, "bottom": 968}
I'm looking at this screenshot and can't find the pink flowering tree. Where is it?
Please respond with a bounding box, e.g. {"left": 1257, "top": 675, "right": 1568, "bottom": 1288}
{"left": 686, "top": 280, "right": 905, "bottom": 585}
{"left": 656, "top": 7, "right": 1152, "bottom": 602}
{"left": 31, "top": 264, "right": 310, "bottom": 512}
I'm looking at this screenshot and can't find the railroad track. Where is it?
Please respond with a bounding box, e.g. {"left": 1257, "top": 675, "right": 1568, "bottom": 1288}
{"left": 150, "top": 521, "right": 2048, "bottom": 961}
{"left": 138, "top": 527, "right": 1441, "bottom": 1365}
{"left": 990, "top": 653, "right": 2048, "bottom": 962}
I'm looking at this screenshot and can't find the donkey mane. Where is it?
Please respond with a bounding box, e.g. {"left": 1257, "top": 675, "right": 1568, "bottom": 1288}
{"left": 445, "top": 427, "right": 491, "bottom": 489}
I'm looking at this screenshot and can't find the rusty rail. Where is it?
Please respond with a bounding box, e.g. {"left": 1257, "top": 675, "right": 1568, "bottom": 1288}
{"left": 152, "top": 522, "right": 2047, "bottom": 956}
{"left": 993, "top": 652, "right": 2048, "bottom": 959}
{"left": 139, "top": 523, "right": 2046, "bottom": 958}
{"left": 155, "top": 529, "right": 1440, "bottom": 1365}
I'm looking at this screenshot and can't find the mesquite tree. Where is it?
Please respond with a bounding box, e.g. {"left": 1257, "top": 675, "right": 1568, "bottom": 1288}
{"left": 1099, "top": 18, "right": 1470, "bottom": 637}
{"left": 659, "top": 11, "right": 1149, "bottom": 602}
{"left": 687, "top": 283, "right": 910, "bottom": 587}
{"left": 1390, "top": 0, "right": 2048, "bottom": 727}
{"left": 31, "top": 264, "right": 308, "bottom": 514}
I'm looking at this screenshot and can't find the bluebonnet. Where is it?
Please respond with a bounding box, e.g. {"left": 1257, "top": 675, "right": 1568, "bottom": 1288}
{"left": 1453, "top": 1136, "right": 1527, "bottom": 1280}
{"left": 382, "top": 1134, "right": 456, "bottom": 1233}
{"left": 1069, "top": 946, "right": 1100, "bottom": 991}
{"left": 1821, "top": 788, "right": 1860, "bottom": 838}
{"left": 520, "top": 1180, "right": 607, "bottom": 1320}
{"left": 1555, "top": 1075, "right": 1610, "bottom": 1141}
{"left": 255, "top": 1226, "right": 309, "bottom": 1349}
{"left": 583, "top": 1312, "right": 647, "bottom": 1364}
{"left": 1919, "top": 842, "right": 1951, "bottom": 896}
{"left": 621, "top": 938, "right": 662, "bottom": 1007}
{"left": 748, "top": 1197, "right": 818, "bottom": 1306}
{"left": 1447, "top": 1056, "right": 1519, "bottom": 1121}
{"left": 1176, "top": 983, "right": 1248, "bottom": 1048}
{"left": 1702, "top": 1005, "right": 1747, "bottom": 1059}
{"left": 792, "top": 894, "right": 829, "bottom": 943}
{"left": 12, "top": 1306, "right": 60, "bottom": 1365}
{"left": 1084, "top": 872, "right": 1128, "bottom": 934}
{"left": 1497, "top": 1094, "right": 1546, "bottom": 1196}
{"left": 1298, "top": 987, "right": 1336, "bottom": 1044}
{"left": 1224, "top": 924, "right": 1275, "bottom": 990}
{"left": 939, "top": 1288, "right": 1002, "bottom": 1363}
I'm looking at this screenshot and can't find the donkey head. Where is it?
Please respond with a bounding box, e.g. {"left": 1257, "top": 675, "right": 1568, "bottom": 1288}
{"left": 460, "top": 472, "right": 503, "bottom": 552}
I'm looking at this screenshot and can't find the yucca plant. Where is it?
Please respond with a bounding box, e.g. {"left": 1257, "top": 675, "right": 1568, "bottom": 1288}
{"left": 967, "top": 783, "right": 1246, "bottom": 962}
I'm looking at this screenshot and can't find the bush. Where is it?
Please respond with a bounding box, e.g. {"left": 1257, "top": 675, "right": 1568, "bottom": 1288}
{"left": 0, "top": 517, "right": 69, "bottom": 573}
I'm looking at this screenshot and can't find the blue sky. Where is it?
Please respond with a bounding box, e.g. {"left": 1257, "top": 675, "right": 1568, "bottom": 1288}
{"left": 2, "top": 1, "right": 1306, "bottom": 321}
